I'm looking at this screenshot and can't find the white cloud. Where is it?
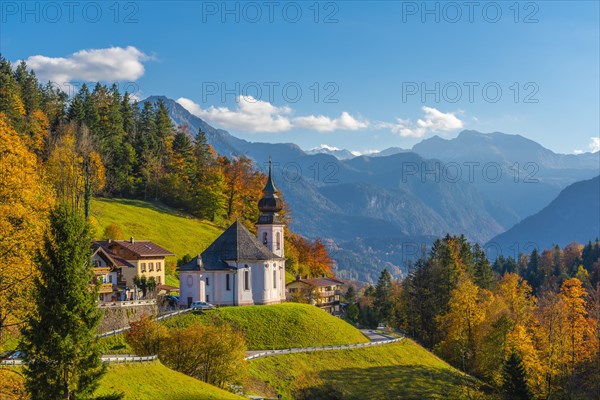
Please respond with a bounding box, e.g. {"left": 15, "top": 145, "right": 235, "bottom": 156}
{"left": 379, "top": 106, "right": 464, "bottom": 138}
{"left": 177, "top": 96, "right": 368, "bottom": 133}
{"left": 293, "top": 112, "right": 369, "bottom": 132}
{"left": 590, "top": 137, "right": 600, "bottom": 153}
{"left": 312, "top": 144, "right": 342, "bottom": 151}
{"left": 574, "top": 137, "right": 600, "bottom": 154}
{"left": 177, "top": 98, "right": 462, "bottom": 138}
{"left": 21, "top": 46, "right": 150, "bottom": 83}
{"left": 178, "top": 95, "right": 292, "bottom": 133}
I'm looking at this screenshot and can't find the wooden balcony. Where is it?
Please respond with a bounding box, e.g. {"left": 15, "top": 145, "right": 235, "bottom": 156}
{"left": 93, "top": 267, "right": 111, "bottom": 275}
{"left": 99, "top": 283, "right": 113, "bottom": 294}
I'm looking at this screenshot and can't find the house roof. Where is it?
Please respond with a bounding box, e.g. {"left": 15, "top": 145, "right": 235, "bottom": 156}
{"left": 91, "top": 243, "right": 135, "bottom": 268}
{"left": 287, "top": 277, "right": 344, "bottom": 288}
{"left": 179, "top": 220, "right": 282, "bottom": 271}
{"left": 94, "top": 240, "right": 174, "bottom": 258}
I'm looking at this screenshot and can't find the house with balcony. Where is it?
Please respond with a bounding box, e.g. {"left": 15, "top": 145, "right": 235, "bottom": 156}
{"left": 91, "top": 243, "right": 131, "bottom": 302}
{"left": 92, "top": 238, "right": 174, "bottom": 301}
{"left": 286, "top": 276, "right": 344, "bottom": 316}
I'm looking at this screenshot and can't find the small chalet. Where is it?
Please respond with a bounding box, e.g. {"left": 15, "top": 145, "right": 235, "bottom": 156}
{"left": 178, "top": 159, "right": 286, "bottom": 307}
{"left": 286, "top": 276, "right": 344, "bottom": 316}
{"left": 92, "top": 238, "right": 174, "bottom": 301}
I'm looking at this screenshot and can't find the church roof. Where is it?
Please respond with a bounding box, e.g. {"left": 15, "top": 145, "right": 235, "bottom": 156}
{"left": 179, "top": 220, "right": 282, "bottom": 271}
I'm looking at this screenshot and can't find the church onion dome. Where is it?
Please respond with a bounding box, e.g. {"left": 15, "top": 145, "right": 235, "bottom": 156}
{"left": 258, "top": 158, "right": 284, "bottom": 214}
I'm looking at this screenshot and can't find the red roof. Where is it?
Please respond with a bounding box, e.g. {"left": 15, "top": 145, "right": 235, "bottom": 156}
{"left": 95, "top": 240, "right": 174, "bottom": 257}
{"left": 287, "top": 277, "right": 344, "bottom": 287}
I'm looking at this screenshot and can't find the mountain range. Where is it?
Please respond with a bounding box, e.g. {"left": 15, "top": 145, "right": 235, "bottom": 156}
{"left": 143, "top": 96, "right": 600, "bottom": 282}
{"left": 487, "top": 176, "right": 600, "bottom": 256}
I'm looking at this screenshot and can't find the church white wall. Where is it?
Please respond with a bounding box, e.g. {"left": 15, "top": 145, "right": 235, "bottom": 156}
{"left": 179, "top": 262, "right": 286, "bottom": 307}
{"left": 179, "top": 272, "right": 205, "bottom": 307}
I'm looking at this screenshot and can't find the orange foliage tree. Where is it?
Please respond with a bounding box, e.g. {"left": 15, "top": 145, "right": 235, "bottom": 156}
{"left": 0, "top": 112, "right": 55, "bottom": 350}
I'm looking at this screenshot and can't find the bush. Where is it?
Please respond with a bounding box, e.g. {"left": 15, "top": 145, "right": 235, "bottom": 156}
{"left": 160, "top": 323, "right": 247, "bottom": 389}
{"left": 103, "top": 223, "right": 124, "bottom": 240}
{"left": 124, "top": 315, "right": 168, "bottom": 355}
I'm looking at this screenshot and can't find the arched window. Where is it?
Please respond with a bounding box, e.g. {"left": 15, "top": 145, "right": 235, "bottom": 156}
{"left": 276, "top": 232, "right": 281, "bottom": 250}
{"left": 273, "top": 269, "right": 277, "bottom": 289}
{"left": 262, "top": 232, "right": 268, "bottom": 245}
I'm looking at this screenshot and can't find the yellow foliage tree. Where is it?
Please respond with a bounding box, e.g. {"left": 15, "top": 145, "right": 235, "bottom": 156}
{"left": 25, "top": 109, "right": 49, "bottom": 156}
{"left": 45, "top": 123, "right": 105, "bottom": 215}
{"left": 0, "top": 112, "right": 55, "bottom": 350}
{"left": 436, "top": 273, "right": 489, "bottom": 372}
{"left": 560, "top": 278, "right": 595, "bottom": 396}
{"left": 497, "top": 273, "right": 536, "bottom": 327}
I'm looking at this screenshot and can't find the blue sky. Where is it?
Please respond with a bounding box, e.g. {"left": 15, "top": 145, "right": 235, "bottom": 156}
{"left": 2, "top": 1, "right": 598, "bottom": 154}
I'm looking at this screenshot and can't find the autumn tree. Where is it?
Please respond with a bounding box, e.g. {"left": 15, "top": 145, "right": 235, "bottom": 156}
{"left": 436, "top": 273, "right": 489, "bottom": 373}
{"left": 46, "top": 122, "right": 105, "bottom": 214}
{"left": 160, "top": 323, "right": 247, "bottom": 388}
{"left": 125, "top": 315, "right": 168, "bottom": 356}
{"left": 103, "top": 223, "right": 124, "bottom": 240}
{"left": 560, "top": 278, "right": 595, "bottom": 396}
{"left": 0, "top": 113, "right": 54, "bottom": 350}
{"left": 222, "top": 156, "right": 265, "bottom": 224}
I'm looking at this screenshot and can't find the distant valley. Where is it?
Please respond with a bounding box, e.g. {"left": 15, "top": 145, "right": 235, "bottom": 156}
{"left": 143, "top": 96, "right": 600, "bottom": 282}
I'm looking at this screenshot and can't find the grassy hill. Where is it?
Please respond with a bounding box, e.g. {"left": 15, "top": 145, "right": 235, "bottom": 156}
{"left": 163, "top": 303, "right": 369, "bottom": 350}
{"left": 247, "top": 340, "right": 488, "bottom": 400}
{"left": 96, "top": 361, "right": 245, "bottom": 400}
{"left": 3, "top": 362, "right": 245, "bottom": 400}
{"left": 91, "top": 198, "right": 224, "bottom": 286}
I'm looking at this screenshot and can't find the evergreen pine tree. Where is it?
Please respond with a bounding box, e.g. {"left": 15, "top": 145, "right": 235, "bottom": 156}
{"left": 21, "top": 205, "right": 105, "bottom": 400}
{"left": 473, "top": 243, "right": 495, "bottom": 290}
{"left": 502, "top": 349, "right": 532, "bottom": 400}
{"left": 525, "top": 248, "right": 543, "bottom": 292}
{"left": 374, "top": 268, "right": 393, "bottom": 324}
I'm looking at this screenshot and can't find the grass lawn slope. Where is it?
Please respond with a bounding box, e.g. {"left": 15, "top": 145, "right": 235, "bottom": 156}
{"left": 96, "top": 361, "right": 245, "bottom": 400}
{"left": 248, "top": 339, "right": 486, "bottom": 400}
{"left": 163, "top": 303, "right": 369, "bottom": 350}
{"left": 91, "top": 198, "right": 224, "bottom": 286}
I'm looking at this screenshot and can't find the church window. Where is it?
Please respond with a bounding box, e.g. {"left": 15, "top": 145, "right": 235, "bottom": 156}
{"left": 206, "top": 276, "right": 210, "bottom": 286}
{"left": 273, "top": 269, "right": 277, "bottom": 289}
{"left": 276, "top": 232, "right": 281, "bottom": 250}
{"left": 262, "top": 232, "right": 268, "bottom": 245}
{"left": 244, "top": 270, "right": 250, "bottom": 290}
{"left": 226, "top": 274, "right": 231, "bottom": 291}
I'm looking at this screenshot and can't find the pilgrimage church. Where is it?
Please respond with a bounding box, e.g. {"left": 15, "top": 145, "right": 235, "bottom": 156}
{"left": 178, "top": 160, "right": 286, "bottom": 307}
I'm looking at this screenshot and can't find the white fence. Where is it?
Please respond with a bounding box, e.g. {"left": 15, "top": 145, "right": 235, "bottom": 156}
{"left": 101, "top": 354, "right": 157, "bottom": 363}
{"left": 99, "top": 299, "right": 157, "bottom": 308}
{"left": 245, "top": 337, "right": 404, "bottom": 360}
{"left": 1, "top": 354, "right": 158, "bottom": 366}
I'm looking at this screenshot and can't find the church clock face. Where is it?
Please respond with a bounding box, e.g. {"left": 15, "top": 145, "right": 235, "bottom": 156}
{"left": 186, "top": 275, "right": 193, "bottom": 288}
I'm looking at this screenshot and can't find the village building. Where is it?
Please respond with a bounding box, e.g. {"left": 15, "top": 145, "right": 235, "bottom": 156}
{"left": 92, "top": 239, "right": 174, "bottom": 301}
{"left": 286, "top": 276, "right": 344, "bottom": 316}
{"left": 178, "top": 159, "right": 286, "bottom": 307}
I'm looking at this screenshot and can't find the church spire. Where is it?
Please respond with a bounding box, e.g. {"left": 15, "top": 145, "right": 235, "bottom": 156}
{"left": 263, "top": 156, "right": 278, "bottom": 194}
{"left": 257, "top": 157, "right": 284, "bottom": 224}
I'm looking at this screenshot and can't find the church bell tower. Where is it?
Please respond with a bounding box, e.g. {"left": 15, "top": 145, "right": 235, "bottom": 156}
{"left": 256, "top": 158, "right": 285, "bottom": 258}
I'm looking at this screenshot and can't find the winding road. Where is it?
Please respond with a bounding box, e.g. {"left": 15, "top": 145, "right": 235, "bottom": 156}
{"left": 244, "top": 329, "right": 404, "bottom": 360}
